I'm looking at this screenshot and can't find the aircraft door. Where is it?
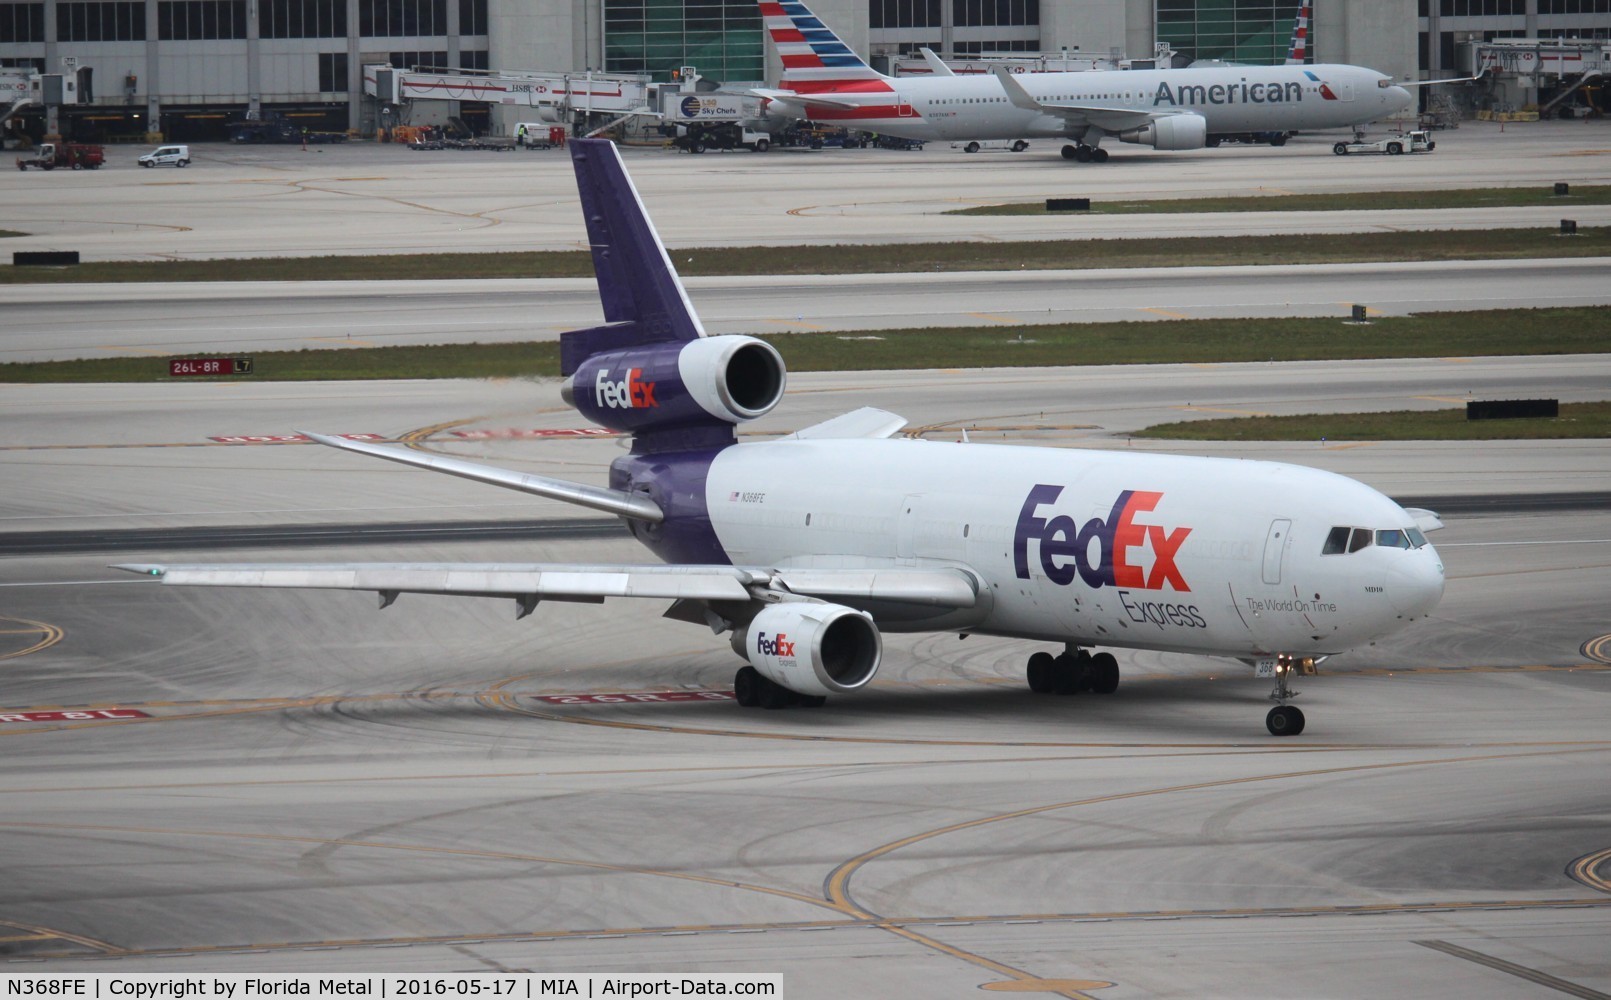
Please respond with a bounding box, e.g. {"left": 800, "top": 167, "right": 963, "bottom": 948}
{"left": 896, "top": 493, "right": 921, "bottom": 559}
{"left": 1326, "top": 78, "right": 1355, "bottom": 101}
{"left": 1262, "top": 518, "right": 1291, "bottom": 585}
{"left": 897, "top": 100, "right": 915, "bottom": 117}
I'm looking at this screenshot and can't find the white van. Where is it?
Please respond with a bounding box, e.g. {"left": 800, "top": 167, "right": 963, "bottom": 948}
{"left": 951, "top": 139, "right": 1030, "bottom": 153}
{"left": 138, "top": 144, "right": 191, "bottom": 167}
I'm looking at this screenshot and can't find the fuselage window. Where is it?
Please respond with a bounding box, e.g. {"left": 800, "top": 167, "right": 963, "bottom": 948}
{"left": 1322, "top": 526, "right": 1350, "bottom": 555}
{"left": 1348, "top": 527, "right": 1373, "bottom": 553}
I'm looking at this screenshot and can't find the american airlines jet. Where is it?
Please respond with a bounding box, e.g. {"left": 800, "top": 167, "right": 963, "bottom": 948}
{"left": 754, "top": 0, "right": 1412, "bottom": 161}
{"left": 118, "top": 139, "right": 1445, "bottom": 737}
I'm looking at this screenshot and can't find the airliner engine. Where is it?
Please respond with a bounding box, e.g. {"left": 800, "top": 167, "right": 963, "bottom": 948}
{"left": 1118, "top": 114, "right": 1208, "bottom": 150}
{"left": 561, "top": 335, "right": 786, "bottom": 432}
{"left": 738, "top": 602, "right": 883, "bottom": 697}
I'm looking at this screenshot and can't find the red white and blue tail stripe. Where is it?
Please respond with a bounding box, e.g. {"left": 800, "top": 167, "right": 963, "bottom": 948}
{"left": 1284, "top": 2, "right": 1311, "bottom": 65}
{"left": 762, "top": 0, "right": 893, "bottom": 94}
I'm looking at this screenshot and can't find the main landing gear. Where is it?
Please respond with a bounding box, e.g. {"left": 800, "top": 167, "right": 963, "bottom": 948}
{"left": 1265, "top": 654, "right": 1305, "bottom": 736}
{"left": 1060, "top": 144, "right": 1109, "bottom": 163}
{"left": 733, "top": 665, "right": 825, "bottom": 710}
{"left": 1026, "top": 647, "right": 1119, "bottom": 695}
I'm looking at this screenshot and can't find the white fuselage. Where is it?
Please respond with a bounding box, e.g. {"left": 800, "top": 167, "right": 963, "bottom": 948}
{"left": 802, "top": 64, "right": 1411, "bottom": 142}
{"left": 703, "top": 438, "right": 1443, "bottom": 659}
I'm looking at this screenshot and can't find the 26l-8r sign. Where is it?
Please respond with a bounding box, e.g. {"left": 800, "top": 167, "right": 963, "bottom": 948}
{"left": 170, "top": 357, "right": 253, "bottom": 376}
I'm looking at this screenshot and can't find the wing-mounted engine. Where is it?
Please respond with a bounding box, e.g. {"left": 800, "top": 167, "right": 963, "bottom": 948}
{"left": 561, "top": 334, "right": 786, "bottom": 434}
{"left": 1118, "top": 114, "right": 1207, "bottom": 150}
{"left": 734, "top": 601, "right": 882, "bottom": 697}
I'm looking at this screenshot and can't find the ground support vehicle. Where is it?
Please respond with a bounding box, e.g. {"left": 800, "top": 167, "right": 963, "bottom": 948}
{"left": 1332, "top": 130, "right": 1435, "bottom": 155}
{"left": 138, "top": 144, "right": 190, "bottom": 167}
{"left": 15, "top": 141, "right": 104, "bottom": 170}
{"left": 666, "top": 121, "right": 771, "bottom": 153}
{"left": 953, "top": 139, "right": 1030, "bottom": 152}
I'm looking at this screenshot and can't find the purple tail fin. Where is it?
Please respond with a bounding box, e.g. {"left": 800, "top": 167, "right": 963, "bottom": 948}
{"left": 561, "top": 139, "right": 707, "bottom": 376}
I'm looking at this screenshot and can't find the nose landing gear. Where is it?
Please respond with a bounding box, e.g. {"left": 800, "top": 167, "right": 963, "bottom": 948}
{"left": 1265, "top": 654, "right": 1306, "bottom": 736}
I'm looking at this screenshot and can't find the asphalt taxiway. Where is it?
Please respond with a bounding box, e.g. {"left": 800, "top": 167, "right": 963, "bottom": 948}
{"left": 2, "top": 364, "right": 1609, "bottom": 996}
{"left": 3, "top": 121, "right": 1609, "bottom": 261}
{"left": 6, "top": 257, "right": 1611, "bottom": 363}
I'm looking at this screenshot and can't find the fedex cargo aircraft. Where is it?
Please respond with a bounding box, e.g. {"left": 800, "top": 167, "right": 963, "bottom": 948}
{"left": 118, "top": 139, "right": 1446, "bottom": 737}
{"left": 754, "top": 0, "right": 1412, "bottom": 161}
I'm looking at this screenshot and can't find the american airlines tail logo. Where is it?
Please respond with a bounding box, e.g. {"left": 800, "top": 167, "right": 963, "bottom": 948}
{"left": 1013, "top": 486, "right": 1192, "bottom": 591}
{"left": 593, "top": 367, "right": 657, "bottom": 409}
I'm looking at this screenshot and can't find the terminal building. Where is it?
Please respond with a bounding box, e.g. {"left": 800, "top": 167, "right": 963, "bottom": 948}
{"left": 2, "top": 0, "right": 1607, "bottom": 142}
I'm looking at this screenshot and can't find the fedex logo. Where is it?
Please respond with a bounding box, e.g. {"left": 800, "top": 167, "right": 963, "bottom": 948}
{"left": 756, "top": 631, "right": 795, "bottom": 658}
{"left": 593, "top": 367, "right": 657, "bottom": 409}
{"left": 1013, "top": 485, "right": 1192, "bottom": 591}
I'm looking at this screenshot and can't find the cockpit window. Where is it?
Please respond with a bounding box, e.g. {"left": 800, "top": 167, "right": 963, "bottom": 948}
{"left": 1348, "top": 527, "right": 1373, "bottom": 553}
{"left": 1322, "top": 526, "right": 1350, "bottom": 555}
{"left": 1406, "top": 526, "right": 1427, "bottom": 548}
{"left": 1376, "top": 528, "right": 1410, "bottom": 549}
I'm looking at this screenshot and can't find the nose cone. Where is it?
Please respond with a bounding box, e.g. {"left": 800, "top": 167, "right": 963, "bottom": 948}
{"left": 1388, "top": 545, "right": 1444, "bottom": 618}
{"left": 1388, "top": 85, "right": 1414, "bottom": 115}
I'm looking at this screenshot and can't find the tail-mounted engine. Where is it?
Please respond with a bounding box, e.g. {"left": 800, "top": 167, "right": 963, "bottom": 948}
{"left": 735, "top": 602, "right": 882, "bottom": 697}
{"left": 1119, "top": 114, "right": 1207, "bottom": 150}
{"left": 561, "top": 335, "right": 786, "bottom": 435}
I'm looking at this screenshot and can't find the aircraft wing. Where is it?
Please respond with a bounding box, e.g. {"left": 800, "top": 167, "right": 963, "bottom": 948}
{"left": 298, "top": 431, "right": 663, "bottom": 523}
{"left": 111, "top": 562, "right": 982, "bottom": 614}
{"left": 992, "top": 66, "right": 1162, "bottom": 132}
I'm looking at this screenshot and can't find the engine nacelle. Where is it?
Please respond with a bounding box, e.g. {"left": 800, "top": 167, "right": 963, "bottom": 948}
{"left": 1118, "top": 114, "right": 1207, "bottom": 151}
{"left": 738, "top": 602, "right": 882, "bottom": 697}
{"left": 561, "top": 335, "right": 786, "bottom": 434}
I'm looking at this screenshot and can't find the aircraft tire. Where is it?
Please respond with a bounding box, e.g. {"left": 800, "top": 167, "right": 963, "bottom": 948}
{"left": 1052, "top": 652, "right": 1084, "bottom": 695}
{"left": 1061, "top": 144, "right": 1079, "bottom": 161}
{"left": 1027, "top": 651, "right": 1056, "bottom": 693}
{"left": 1266, "top": 705, "right": 1305, "bottom": 736}
{"left": 1092, "top": 147, "right": 1109, "bottom": 163}
{"left": 758, "top": 678, "right": 795, "bottom": 710}
{"left": 1089, "top": 652, "right": 1119, "bottom": 694}
{"left": 734, "top": 665, "right": 761, "bottom": 707}
{"left": 1074, "top": 145, "right": 1092, "bottom": 163}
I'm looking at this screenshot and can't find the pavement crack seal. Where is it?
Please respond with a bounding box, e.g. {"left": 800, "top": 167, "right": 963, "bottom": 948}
{"left": 1414, "top": 940, "right": 1611, "bottom": 1000}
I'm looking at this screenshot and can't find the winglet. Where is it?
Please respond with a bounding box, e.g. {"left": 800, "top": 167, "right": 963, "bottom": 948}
{"left": 992, "top": 66, "right": 1042, "bottom": 112}
{"left": 560, "top": 139, "right": 707, "bottom": 376}
{"left": 918, "top": 48, "right": 955, "bottom": 77}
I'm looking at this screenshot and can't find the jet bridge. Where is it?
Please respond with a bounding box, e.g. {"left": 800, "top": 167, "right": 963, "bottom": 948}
{"left": 363, "top": 64, "right": 654, "bottom": 136}
{"left": 1463, "top": 39, "right": 1610, "bottom": 117}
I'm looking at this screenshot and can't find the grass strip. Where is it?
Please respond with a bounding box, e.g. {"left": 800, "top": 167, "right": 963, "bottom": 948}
{"left": 948, "top": 184, "right": 1611, "bottom": 216}
{"left": 1134, "top": 401, "right": 1611, "bottom": 441}
{"left": 2, "top": 306, "right": 1606, "bottom": 384}
{"left": 2, "top": 226, "right": 1607, "bottom": 284}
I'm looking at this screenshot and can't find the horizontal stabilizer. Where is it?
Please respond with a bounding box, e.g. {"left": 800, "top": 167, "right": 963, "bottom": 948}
{"left": 790, "top": 407, "right": 908, "bottom": 440}
{"left": 300, "top": 430, "right": 663, "bottom": 523}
